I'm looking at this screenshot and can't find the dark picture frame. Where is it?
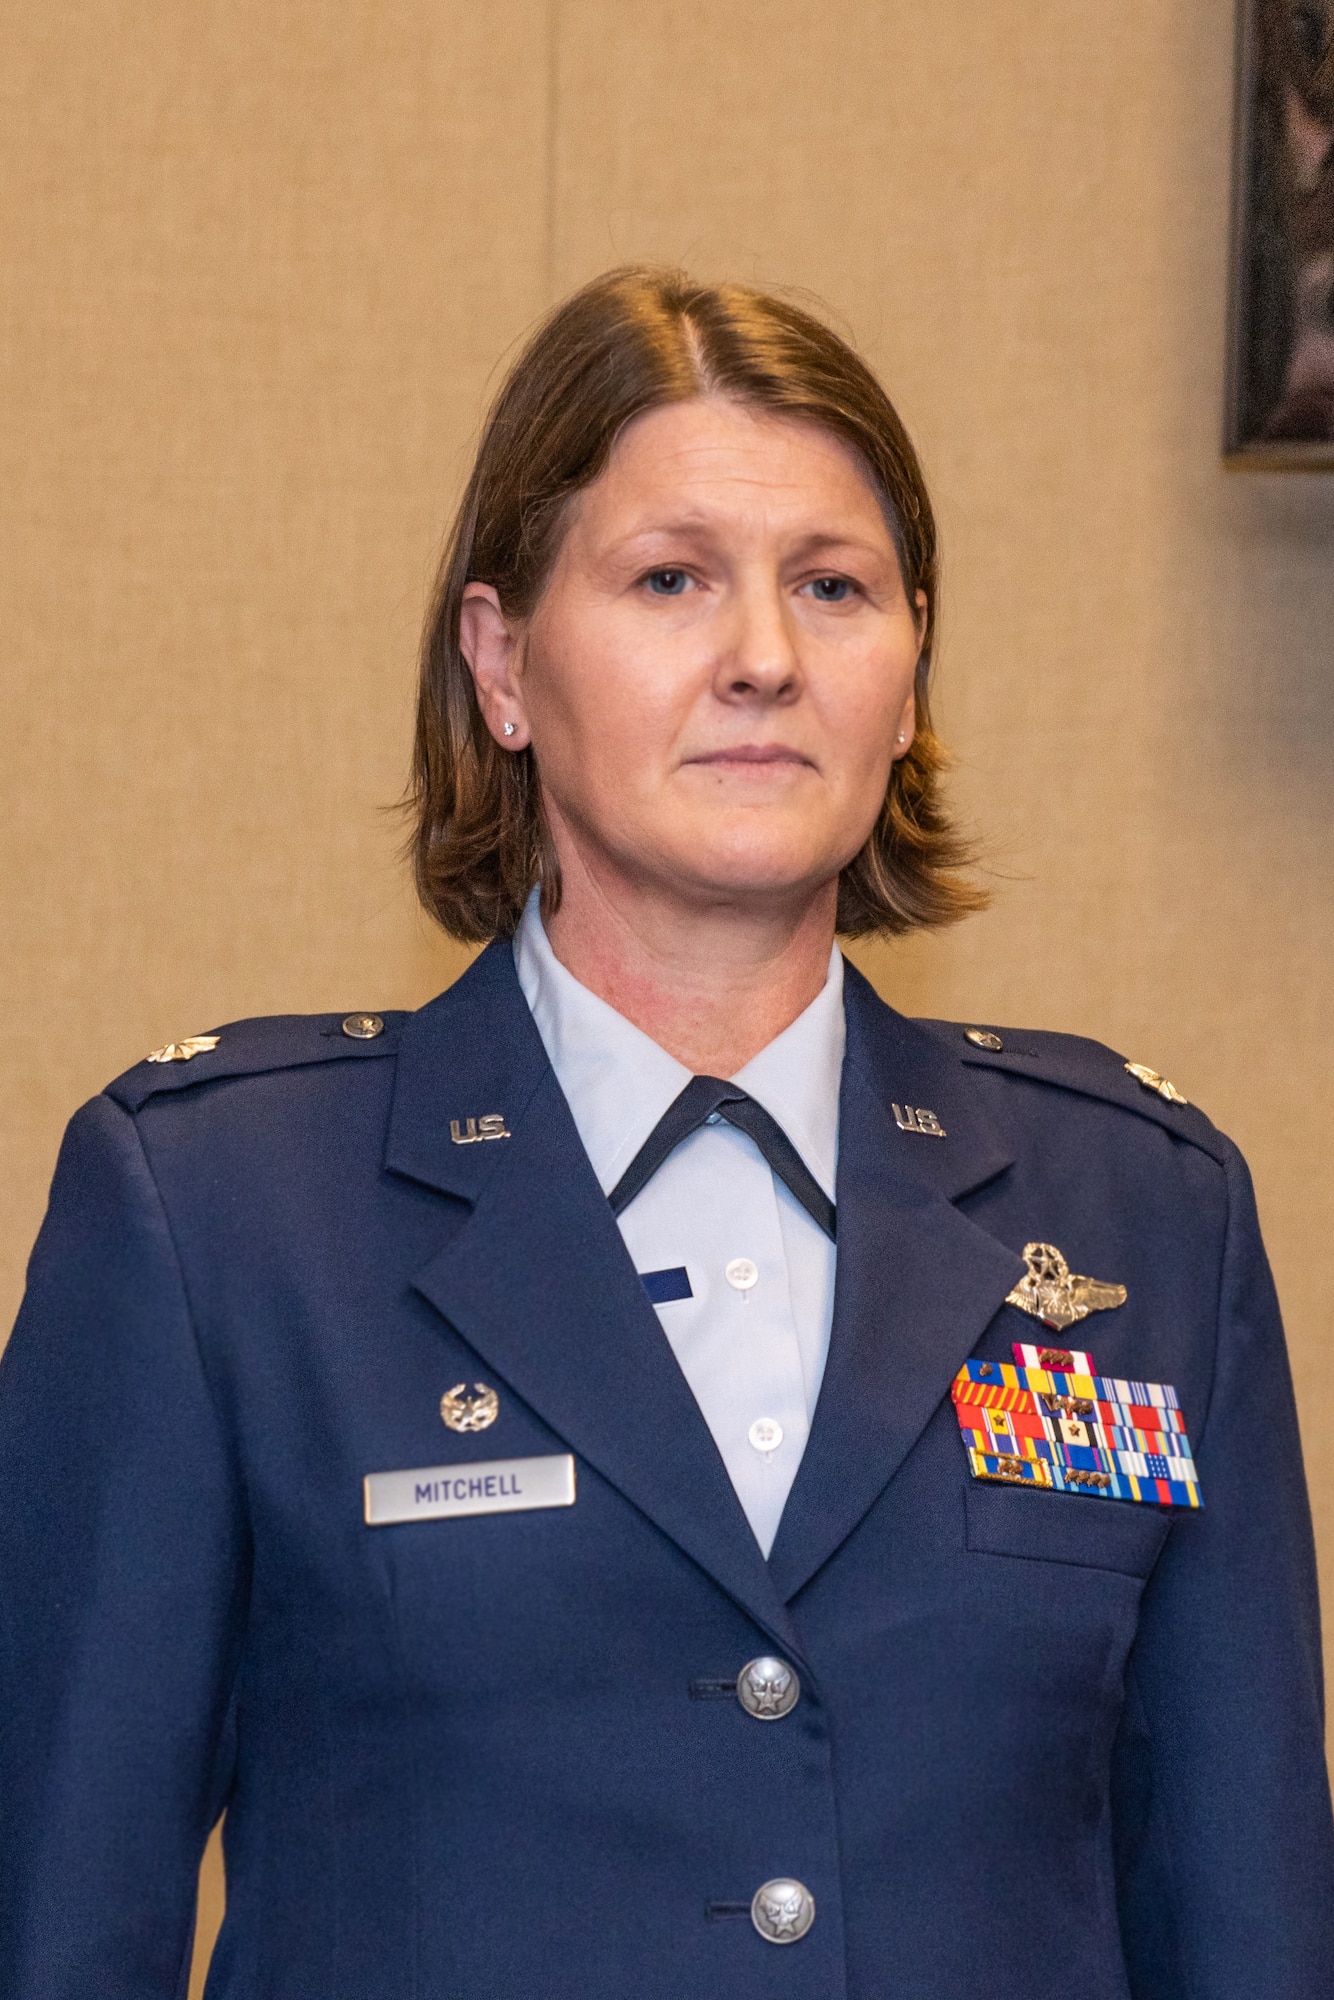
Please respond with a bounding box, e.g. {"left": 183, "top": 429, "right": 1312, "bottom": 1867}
{"left": 1225, "top": 0, "right": 1334, "bottom": 465}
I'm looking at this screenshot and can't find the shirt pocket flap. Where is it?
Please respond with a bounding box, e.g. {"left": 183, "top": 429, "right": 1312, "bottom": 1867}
{"left": 966, "top": 1479, "right": 1174, "bottom": 1577}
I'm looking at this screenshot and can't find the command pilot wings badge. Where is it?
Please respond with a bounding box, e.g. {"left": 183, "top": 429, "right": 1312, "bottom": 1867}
{"left": 1004, "top": 1241, "right": 1127, "bottom": 1331}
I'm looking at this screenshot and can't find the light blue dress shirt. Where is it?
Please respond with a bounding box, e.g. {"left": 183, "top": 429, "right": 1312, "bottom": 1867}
{"left": 514, "top": 892, "right": 843, "bottom": 1556}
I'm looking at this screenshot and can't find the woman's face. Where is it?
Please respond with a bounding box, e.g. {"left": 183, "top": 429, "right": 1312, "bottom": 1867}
{"left": 462, "top": 396, "right": 925, "bottom": 919}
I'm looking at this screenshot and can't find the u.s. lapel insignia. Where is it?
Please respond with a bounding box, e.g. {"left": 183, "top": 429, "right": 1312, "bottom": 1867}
{"left": 146, "top": 1035, "right": 220, "bottom": 1064}
{"left": 1005, "top": 1241, "right": 1127, "bottom": 1330}
{"left": 449, "top": 1114, "right": 511, "bottom": 1145}
{"left": 892, "top": 1103, "right": 946, "bottom": 1138}
{"left": 440, "top": 1383, "right": 499, "bottom": 1433}
{"left": 951, "top": 1346, "right": 1201, "bottom": 1508}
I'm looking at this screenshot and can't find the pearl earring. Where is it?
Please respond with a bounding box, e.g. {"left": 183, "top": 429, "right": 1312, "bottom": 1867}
{"left": 896, "top": 731, "right": 907, "bottom": 744}
{"left": 503, "top": 722, "right": 516, "bottom": 737}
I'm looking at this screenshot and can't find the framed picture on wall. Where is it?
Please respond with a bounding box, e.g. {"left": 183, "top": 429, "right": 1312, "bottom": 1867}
{"left": 1225, "top": 0, "right": 1334, "bottom": 464}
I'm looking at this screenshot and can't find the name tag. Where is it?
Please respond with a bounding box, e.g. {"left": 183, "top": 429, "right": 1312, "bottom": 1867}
{"left": 363, "top": 1453, "right": 576, "bottom": 1526}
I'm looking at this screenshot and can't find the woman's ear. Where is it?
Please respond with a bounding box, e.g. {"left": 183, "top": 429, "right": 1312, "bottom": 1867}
{"left": 890, "top": 593, "right": 927, "bottom": 760}
{"left": 459, "top": 583, "right": 531, "bottom": 749}
{"left": 891, "top": 683, "right": 917, "bottom": 760}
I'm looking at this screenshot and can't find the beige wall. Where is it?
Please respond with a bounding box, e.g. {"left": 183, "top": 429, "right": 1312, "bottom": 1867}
{"left": 1, "top": 5, "right": 1330, "bottom": 1992}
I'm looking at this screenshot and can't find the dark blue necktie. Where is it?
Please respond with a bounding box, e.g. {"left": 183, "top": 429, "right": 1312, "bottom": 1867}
{"left": 606, "top": 1074, "right": 836, "bottom": 1240}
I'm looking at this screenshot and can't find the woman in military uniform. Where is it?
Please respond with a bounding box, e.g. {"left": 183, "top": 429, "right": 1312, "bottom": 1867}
{"left": 1, "top": 267, "right": 1331, "bottom": 2000}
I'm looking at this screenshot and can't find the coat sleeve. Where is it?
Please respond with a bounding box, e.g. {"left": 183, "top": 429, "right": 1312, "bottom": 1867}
{"left": 0, "top": 1093, "right": 248, "bottom": 2000}
{"left": 1112, "top": 1140, "right": 1334, "bottom": 1999}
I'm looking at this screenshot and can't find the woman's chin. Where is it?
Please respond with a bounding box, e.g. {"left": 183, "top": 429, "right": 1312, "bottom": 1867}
{"left": 637, "top": 835, "right": 846, "bottom": 911}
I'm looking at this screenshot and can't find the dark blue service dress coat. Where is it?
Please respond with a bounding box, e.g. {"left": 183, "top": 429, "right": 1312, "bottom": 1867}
{"left": 1, "top": 944, "right": 1331, "bottom": 2000}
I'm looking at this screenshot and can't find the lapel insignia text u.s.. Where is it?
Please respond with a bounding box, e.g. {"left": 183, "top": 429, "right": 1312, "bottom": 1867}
{"left": 892, "top": 1103, "right": 946, "bottom": 1138}
{"left": 1005, "top": 1241, "right": 1127, "bottom": 1330}
{"left": 449, "top": 1113, "right": 511, "bottom": 1145}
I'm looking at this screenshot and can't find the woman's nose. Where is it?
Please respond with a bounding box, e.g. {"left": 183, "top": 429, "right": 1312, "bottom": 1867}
{"left": 715, "top": 583, "right": 801, "bottom": 700}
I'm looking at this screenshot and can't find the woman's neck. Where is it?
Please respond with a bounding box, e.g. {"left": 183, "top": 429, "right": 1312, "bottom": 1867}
{"left": 542, "top": 862, "right": 838, "bottom": 1077}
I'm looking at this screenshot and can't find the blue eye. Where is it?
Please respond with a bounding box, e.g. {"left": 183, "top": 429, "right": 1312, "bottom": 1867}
{"left": 809, "top": 576, "right": 853, "bottom": 602}
{"left": 646, "top": 569, "right": 689, "bottom": 595}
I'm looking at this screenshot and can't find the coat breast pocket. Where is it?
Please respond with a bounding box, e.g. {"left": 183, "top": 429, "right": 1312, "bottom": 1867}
{"left": 965, "top": 1477, "right": 1175, "bottom": 1577}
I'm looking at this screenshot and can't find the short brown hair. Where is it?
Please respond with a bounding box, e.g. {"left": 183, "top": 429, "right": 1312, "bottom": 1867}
{"left": 410, "top": 266, "right": 985, "bottom": 941}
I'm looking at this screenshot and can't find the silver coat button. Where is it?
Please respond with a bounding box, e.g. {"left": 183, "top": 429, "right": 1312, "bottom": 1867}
{"left": 737, "top": 1656, "right": 800, "bottom": 1720}
{"left": 965, "top": 1028, "right": 1003, "bottom": 1051}
{"left": 751, "top": 1878, "right": 815, "bottom": 1943}
{"left": 342, "top": 1013, "right": 384, "bottom": 1040}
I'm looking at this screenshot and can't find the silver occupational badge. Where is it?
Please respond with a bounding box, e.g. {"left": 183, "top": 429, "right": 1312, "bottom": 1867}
{"left": 1005, "top": 1242, "right": 1127, "bottom": 1331}
{"left": 440, "top": 1383, "right": 499, "bottom": 1433}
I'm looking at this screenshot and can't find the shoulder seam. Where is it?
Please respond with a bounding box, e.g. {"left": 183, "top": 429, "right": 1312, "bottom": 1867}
{"left": 105, "top": 1011, "right": 408, "bottom": 1113}
{"left": 106, "top": 1095, "right": 234, "bottom": 1449}
{"left": 912, "top": 1017, "right": 1230, "bottom": 1167}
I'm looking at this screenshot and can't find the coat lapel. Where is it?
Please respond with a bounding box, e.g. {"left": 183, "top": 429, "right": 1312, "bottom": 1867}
{"left": 766, "top": 966, "right": 1025, "bottom": 1603}
{"left": 385, "top": 943, "right": 802, "bottom": 1661}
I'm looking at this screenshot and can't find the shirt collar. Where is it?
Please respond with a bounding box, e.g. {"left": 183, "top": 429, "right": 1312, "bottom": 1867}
{"left": 513, "top": 890, "right": 844, "bottom": 1199}
{"left": 732, "top": 950, "right": 843, "bottom": 1200}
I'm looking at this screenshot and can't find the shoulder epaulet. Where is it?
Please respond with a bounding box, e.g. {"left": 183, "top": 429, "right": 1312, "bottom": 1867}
{"left": 912, "top": 1017, "right": 1232, "bottom": 1168}
{"left": 104, "top": 1011, "right": 408, "bottom": 1114}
